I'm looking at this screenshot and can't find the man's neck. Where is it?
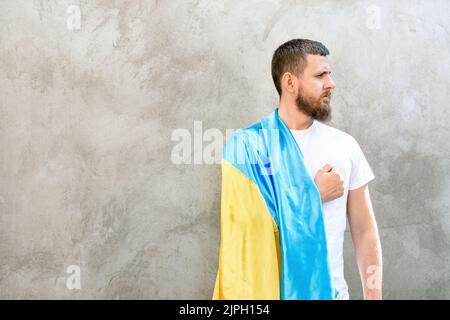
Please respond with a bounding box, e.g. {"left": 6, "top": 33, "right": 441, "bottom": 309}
{"left": 278, "top": 100, "right": 313, "bottom": 130}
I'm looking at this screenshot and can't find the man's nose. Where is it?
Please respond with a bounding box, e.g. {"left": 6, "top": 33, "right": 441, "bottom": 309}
{"left": 324, "top": 75, "right": 336, "bottom": 90}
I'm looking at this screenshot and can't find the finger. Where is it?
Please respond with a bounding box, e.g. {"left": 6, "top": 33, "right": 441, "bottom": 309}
{"left": 331, "top": 167, "right": 342, "bottom": 175}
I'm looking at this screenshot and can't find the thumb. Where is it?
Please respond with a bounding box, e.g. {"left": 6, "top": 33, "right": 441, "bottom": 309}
{"left": 322, "top": 163, "right": 335, "bottom": 172}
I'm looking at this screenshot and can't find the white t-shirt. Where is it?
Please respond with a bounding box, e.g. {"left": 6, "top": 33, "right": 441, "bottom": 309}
{"left": 290, "top": 119, "right": 375, "bottom": 300}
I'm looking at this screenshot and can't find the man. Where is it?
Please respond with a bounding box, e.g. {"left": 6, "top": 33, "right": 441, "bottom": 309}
{"left": 213, "top": 39, "right": 382, "bottom": 300}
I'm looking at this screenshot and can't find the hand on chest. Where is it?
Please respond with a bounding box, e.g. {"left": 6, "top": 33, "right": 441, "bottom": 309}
{"left": 300, "top": 144, "right": 352, "bottom": 189}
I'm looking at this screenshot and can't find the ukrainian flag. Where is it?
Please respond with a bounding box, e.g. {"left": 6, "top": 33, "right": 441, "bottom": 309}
{"left": 213, "top": 108, "right": 336, "bottom": 300}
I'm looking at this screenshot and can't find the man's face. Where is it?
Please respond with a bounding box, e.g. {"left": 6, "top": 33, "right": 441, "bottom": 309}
{"left": 295, "top": 54, "right": 336, "bottom": 122}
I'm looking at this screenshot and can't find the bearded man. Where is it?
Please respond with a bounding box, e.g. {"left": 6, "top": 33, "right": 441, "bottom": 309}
{"left": 213, "top": 39, "right": 382, "bottom": 300}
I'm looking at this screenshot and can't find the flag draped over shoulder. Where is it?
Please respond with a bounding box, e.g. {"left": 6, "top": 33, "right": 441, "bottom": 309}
{"left": 212, "top": 108, "right": 337, "bottom": 300}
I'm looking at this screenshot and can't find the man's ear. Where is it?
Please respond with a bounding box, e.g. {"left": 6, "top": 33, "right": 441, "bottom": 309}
{"left": 281, "top": 72, "right": 298, "bottom": 95}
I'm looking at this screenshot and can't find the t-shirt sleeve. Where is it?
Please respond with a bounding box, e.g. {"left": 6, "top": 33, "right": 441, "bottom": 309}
{"left": 348, "top": 137, "right": 375, "bottom": 190}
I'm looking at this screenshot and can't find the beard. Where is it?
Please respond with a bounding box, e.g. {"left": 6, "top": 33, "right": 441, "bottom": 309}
{"left": 295, "top": 90, "right": 332, "bottom": 122}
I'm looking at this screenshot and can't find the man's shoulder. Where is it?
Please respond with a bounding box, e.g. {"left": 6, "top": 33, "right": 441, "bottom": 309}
{"left": 222, "top": 120, "right": 262, "bottom": 157}
{"left": 314, "top": 120, "right": 358, "bottom": 145}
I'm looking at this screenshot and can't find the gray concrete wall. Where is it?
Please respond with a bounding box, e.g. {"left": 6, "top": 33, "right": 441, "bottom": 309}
{"left": 0, "top": 0, "right": 449, "bottom": 299}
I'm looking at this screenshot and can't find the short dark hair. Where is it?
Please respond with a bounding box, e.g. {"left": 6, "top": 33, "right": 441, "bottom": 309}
{"left": 271, "top": 39, "right": 330, "bottom": 97}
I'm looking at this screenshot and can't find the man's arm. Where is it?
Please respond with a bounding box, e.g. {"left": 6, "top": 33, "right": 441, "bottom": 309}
{"left": 347, "top": 183, "right": 383, "bottom": 300}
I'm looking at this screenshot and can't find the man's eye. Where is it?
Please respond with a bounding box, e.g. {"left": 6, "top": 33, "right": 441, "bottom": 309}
{"left": 316, "top": 72, "right": 331, "bottom": 78}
